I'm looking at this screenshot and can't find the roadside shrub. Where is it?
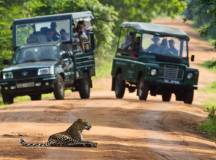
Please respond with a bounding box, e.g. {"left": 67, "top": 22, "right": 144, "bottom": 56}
{"left": 200, "top": 106, "right": 216, "bottom": 140}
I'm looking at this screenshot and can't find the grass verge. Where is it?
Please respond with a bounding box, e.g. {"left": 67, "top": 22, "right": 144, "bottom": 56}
{"left": 199, "top": 60, "right": 216, "bottom": 140}
{"left": 199, "top": 104, "right": 216, "bottom": 140}
{"left": 203, "top": 81, "right": 216, "bottom": 93}
{"left": 94, "top": 53, "right": 114, "bottom": 79}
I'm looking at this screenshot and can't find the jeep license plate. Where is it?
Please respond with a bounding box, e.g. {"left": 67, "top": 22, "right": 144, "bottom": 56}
{"left": 164, "top": 79, "right": 180, "bottom": 84}
{"left": 16, "top": 82, "right": 34, "bottom": 88}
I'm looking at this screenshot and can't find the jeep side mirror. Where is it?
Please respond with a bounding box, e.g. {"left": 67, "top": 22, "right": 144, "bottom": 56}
{"left": 191, "top": 55, "right": 195, "bottom": 62}
{"left": 3, "top": 59, "right": 10, "bottom": 65}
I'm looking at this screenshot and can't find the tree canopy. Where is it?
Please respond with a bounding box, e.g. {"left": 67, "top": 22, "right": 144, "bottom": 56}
{"left": 185, "top": 0, "right": 216, "bottom": 47}
{"left": 0, "top": 0, "right": 188, "bottom": 66}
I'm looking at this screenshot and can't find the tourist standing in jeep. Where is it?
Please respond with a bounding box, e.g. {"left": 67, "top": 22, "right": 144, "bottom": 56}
{"left": 111, "top": 22, "right": 199, "bottom": 104}
{"left": 0, "top": 11, "right": 96, "bottom": 104}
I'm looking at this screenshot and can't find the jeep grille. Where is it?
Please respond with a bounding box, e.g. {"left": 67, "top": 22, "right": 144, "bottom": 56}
{"left": 159, "top": 65, "right": 184, "bottom": 80}
{"left": 13, "top": 69, "right": 37, "bottom": 79}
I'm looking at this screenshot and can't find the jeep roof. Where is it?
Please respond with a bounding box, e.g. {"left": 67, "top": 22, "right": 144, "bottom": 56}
{"left": 13, "top": 11, "right": 94, "bottom": 25}
{"left": 121, "top": 22, "right": 189, "bottom": 40}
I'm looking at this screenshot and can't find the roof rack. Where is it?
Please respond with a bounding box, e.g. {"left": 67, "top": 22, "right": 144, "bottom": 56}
{"left": 121, "top": 22, "right": 189, "bottom": 40}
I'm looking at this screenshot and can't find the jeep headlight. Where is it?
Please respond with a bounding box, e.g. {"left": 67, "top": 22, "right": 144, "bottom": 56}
{"left": 187, "top": 73, "right": 193, "bottom": 79}
{"left": 38, "top": 67, "right": 54, "bottom": 76}
{"left": 150, "top": 69, "right": 157, "bottom": 76}
{"left": 3, "top": 72, "right": 13, "bottom": 79}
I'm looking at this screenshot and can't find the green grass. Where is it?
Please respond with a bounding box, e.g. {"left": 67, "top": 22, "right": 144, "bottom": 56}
{"left": 94, "top": 53, "right": 114, "bottom": 79}
{"left": 199, "top": 117, "right": 216, "bottom": 140}
{"left": 201, "top": 60, "right": 216, "bottom": 92}
{"left": 199, "top": 106, "right": 216, "bottom": 140}
{"left": 203, "top": 81, "right": 216, "bottom": 93}
{"left": 202, "top": 60, "right": 216, "bottom": 73}
{"left": 199, "top": 60, "right": 216, "bottom": 140}
{"left": 199, "top": 102, "right": 216, "bottom": 140}
{"left": 203, "top": 100, "right": 216, "bottom": 110}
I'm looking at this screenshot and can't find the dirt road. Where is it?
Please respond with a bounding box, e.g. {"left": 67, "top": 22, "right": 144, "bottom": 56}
{"left": 0, "top": 19, "right": 216, "bottom": 160}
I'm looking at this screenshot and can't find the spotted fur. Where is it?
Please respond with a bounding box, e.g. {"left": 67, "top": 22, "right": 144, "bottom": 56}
{"left": 20, "top": 119, "right": 97, "bottom": 147}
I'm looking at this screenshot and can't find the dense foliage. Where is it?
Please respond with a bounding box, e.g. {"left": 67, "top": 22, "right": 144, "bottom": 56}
{"left": 185, "top": 0, "right": 216, "bottom": 47}
{"left": 0, "top": 0, "right": 187, "bottom": 67}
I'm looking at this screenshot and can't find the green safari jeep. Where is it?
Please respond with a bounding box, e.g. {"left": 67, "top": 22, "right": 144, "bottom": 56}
{"left": 0, "top": 11, "right": 96, "bottom": 104}
{"left": 111, "top": 22, "right": 199, "bottom": 104}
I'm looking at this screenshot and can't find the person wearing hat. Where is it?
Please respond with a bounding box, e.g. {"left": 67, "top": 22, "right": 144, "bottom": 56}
{"left": 168, "top": 39, "right": 178, "bottom": 56}
{"left": 147, "top": 35, "right": 160, "bottom": 53}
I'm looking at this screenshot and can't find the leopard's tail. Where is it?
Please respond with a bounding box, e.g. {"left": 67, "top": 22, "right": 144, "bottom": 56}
{"left": 20, "top": 136, "right": 49, "bottom": 147}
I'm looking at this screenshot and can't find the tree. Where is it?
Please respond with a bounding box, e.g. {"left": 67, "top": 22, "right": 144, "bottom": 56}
{"left": 186, "top": 0, "right": 216, "bottom": 47}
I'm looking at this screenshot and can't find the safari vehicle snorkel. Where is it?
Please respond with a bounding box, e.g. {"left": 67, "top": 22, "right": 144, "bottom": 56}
{"left": 111, "top": 22, "right": 199, "bottom": 104}
{"left": 0, "top": 11, "right": 96, "bottom": 104}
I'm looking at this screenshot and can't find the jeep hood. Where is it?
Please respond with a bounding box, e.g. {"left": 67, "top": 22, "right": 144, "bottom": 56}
{"left": 2, "top": 61, "right": 57, "bottom": 72}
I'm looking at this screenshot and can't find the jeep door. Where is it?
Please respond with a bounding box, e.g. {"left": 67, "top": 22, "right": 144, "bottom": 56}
{"left": 60, "top": 44, "right": 74, "bottom": 84}
{"left": 115, "top": 29, "right": 141, "bottom": 82}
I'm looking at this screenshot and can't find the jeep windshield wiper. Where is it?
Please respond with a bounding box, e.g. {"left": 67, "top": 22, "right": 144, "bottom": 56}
{"left": 22, "top": 60, "right": 37, "bottom": 63}
{"left": 40, "top": 59, "right": 57, "bottom": 61}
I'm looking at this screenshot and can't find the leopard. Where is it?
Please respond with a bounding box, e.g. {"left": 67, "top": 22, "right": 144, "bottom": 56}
{"left": 20, "top": 118, "right": 97, "bottom": 147}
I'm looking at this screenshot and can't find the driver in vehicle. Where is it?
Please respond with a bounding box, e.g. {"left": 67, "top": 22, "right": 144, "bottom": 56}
{"left": 49, "top": 22, "right": 60, "bottom": 41}
{"left": 147, "top": 35, "right": 160, "bottom": 53}
{"left": 160, "top": 39, "right": 169, "bottom": 54}
{"left": 168, "top": 39, "right": 178, "bottom": 56}
{"left": 22, "top": 51, "right": 37, "bottom": 63}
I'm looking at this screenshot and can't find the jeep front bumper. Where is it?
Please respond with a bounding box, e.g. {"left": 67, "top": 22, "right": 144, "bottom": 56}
{"left": 0, "top": 75, "right": 56, "bottom": 96}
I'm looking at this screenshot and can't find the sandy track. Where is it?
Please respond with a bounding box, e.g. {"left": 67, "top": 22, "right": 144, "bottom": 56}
{"left": 0, "top": 18, "right": 216, "bottom": 160}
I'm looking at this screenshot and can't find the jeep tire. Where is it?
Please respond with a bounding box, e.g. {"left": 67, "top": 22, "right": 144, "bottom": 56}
{"left": 78, "top": 74, "right": 90, "bottom": 99}
{"left": 53, "top": 75, "right": 65, "bottom": 100}
{"left": 162, "top": 92, "right": 172, "bottom": 102}
{"left": 114, "top": 73, "right": 125, "bottom": 99}
{"left": 2, "top": 93, "right": 14, "bottom": 104}
{"left": 137, "top": 77, "right": 149, "bottom": 101}
{"left": 184, "top": 89, "right": 194, "bottom": 104}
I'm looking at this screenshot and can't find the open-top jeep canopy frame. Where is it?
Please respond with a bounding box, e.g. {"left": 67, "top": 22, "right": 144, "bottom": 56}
{"left": 12, "top": 11, "right": 94, "bottom": 49}
{"left": 121, "top": 22, "right": 189, "bottom": 40}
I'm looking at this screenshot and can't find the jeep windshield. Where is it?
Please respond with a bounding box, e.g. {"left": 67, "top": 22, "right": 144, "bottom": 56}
{"left": 141, "top": 33, "right": 188, "bottom": 58}
{"left": 12, "top": 45, "right": 60, "bottom": 64}
{"left": 14, "top": 19, "right": 71, "bottom": 47}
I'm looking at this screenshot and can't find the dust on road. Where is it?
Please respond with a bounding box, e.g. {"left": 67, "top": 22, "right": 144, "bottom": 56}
{"left": 0, "top": 18, "right": 216, "bottom": 160}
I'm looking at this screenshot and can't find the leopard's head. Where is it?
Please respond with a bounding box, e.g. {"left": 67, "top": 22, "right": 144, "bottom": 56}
{"left": 73, "top": 118, "right": 92, "bottom": 132}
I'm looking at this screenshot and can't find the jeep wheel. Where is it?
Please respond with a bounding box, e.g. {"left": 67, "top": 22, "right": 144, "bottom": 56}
{"left": 30, "top": 94, "right": 42, "bottom": 101}
{"left": 184, "top": 89, "right": 194, "bottom": 104}
{"left": 78, "top": 74, "right": 90, "bottom": 99}
{"left": 115, "top": 73, "right": 125, "bottom": 99}
{"left": 53, "top": 75, "right": 65, "bottom": 100}
{"left": 162, "top": 92, "right": 172, "bottom": 102}
{"left": 2, "top": 93, "right": 14, "bottom": 104}
{"left": 137, "top": 77, "right": 149, "bottom": 101}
